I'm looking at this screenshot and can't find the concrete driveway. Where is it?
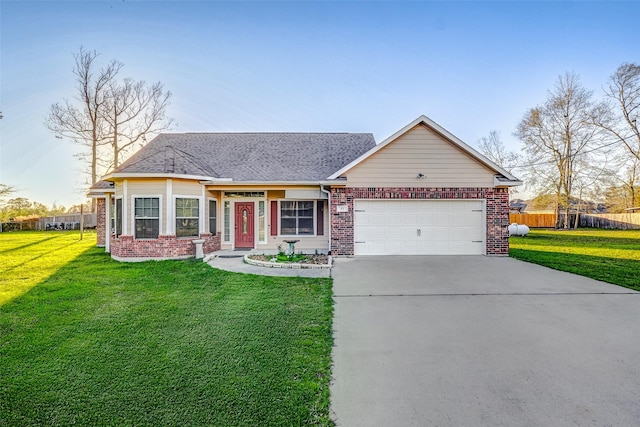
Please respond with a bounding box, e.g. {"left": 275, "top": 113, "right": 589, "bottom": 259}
{"left": 330, "top": 256, "right": 640, "bottom": 426}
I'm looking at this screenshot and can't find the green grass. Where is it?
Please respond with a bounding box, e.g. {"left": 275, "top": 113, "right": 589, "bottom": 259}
{"left": 0, "top": 232, "right": 334, "bottom": 426}
{"left": 509, "top": 228, "right": 640, "bottom": 291}
{"left": 0, "top": 230, "right": 96, "bottom": 305}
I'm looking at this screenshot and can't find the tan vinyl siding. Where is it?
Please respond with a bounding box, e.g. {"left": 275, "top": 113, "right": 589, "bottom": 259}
{"left": 345, "top": 124, "right": 496, "bottom": 188}
{"left": 173, "top": 179, "right": 203, "bottom": 196}
{"left": 126, "top": 179, "right": 167, "bottom": 195}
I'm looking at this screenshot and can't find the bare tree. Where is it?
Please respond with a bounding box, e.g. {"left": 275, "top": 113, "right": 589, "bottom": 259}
{"left": 105, "top": 79, "right": 172, "bottom": 169}
{"left": 0, "top": 184, "right": 16, "bottom": 200}
{"left": 515, "top": 72, "right": 601, "bottom": 228}
{"left": 571, "top": 159, "right": 609, "bottom": 228}
{"left": 604, "top": 156, "right": 640, "bottom": 212}
{"left": 47, "top": 48, "right": 122, "bottom": 190}
{"left": 477, "top": 130, "right": 521, "bottom": 174}
{"left": 592, "top": 63, "right": 640, "bottom": 161}
{"left": 47, "top": 48, "right": 173, "bottom": 210}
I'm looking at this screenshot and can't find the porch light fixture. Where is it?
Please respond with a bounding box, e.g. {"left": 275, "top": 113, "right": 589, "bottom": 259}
{"left": 417, "top": 173, "right": 425, "bottom": 178}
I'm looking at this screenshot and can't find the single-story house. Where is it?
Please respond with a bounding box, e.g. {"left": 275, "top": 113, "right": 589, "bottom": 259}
{"left": 88, "top": 115, "right": 521, "bottom": 261}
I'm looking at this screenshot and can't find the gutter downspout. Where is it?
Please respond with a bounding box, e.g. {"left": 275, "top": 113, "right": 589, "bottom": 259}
{"left": 320, "top": 185, "right": 331, "bottom": 255}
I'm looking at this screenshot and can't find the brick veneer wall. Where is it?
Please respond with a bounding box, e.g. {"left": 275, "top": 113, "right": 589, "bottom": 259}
{"left": 110, "top": 232, "right": 221, "bottom": 260}
{"left": 329, "top": 187, "right": 510, "bottom": 256}
{"left": 96, "top": 198, "right": 106, "bottom": 247}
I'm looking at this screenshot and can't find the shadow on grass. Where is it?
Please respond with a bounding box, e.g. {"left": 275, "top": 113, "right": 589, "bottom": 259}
{"left": 0, "top": 235, "right": 60, "bottom": 255}
{"left": 1, "top": 241, "right": 92, "bottom": 277}
{"left": 0, "top": 235, "right": 97, "bottom": 307}
{"left": 0, "top": 250, "right": 334, "bottom": 426}
{"left": 510, "top": 248, "right": 640, "bottom": 291}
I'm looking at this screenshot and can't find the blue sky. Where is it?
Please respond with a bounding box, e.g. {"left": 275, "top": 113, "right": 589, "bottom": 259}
{"left": 1, "top": 1, "right": 639, "bottom": 207}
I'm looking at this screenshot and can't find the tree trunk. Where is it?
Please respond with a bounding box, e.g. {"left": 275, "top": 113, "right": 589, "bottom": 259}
{"left": 113, "top": 108, "right": 119, "bottom": 169}
{"left": 574, "top": 188, "right": 582, "bottom": 229}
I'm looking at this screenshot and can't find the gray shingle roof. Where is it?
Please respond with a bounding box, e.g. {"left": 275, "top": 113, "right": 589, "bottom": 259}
{"left": 90, "top": 180, "right": 115, "bottom": 190}
{"left": 111, "top": 133, "right": 376, "bottom": 181}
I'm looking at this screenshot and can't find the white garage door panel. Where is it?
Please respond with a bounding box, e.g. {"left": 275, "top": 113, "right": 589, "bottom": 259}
{"left": 354, "top": 200, "right": 485, "bottom": 255}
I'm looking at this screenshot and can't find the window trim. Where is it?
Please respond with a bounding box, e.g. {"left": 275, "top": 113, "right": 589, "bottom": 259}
{"left": 174, "top": 196, "right": 200, "bottom": 238}
{"left": 278, "top": 199, "right": 316, "bottom": 237}
{"left": 131, "top": 195, "right": 163, "bottom": 240}
{"left": 208, "top": 199, "right": 218, "bottom": 235}
{"left": 114, "top": 197, "right": 123, "bottom": 237}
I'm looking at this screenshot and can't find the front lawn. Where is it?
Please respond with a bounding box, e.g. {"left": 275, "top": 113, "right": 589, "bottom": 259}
{"left": 509, "top": 228, "right": 640, "bottom": 291}
{"left": 0, "top": 232, "right": 334, "bottom": 426}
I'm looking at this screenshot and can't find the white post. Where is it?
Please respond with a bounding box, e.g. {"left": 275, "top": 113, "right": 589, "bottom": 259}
{"left": 192, "top": 239, "right": 205, "bottom": 259}
{"left": 104, "top": 196, "right": 111, "bottom": 253}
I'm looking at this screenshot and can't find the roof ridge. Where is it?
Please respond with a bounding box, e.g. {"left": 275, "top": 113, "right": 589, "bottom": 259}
{"left": 169, "top": 145, "right": 218, "bottom": 177}
{"left": 171, "top": 132, "right": 372, "bottom": 135}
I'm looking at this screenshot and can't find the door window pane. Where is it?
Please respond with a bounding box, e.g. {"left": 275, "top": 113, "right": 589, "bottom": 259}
{"left": 224, "top": 201, "right": 230, "bottom": 241}
{"left": 258, "top": 201, "right": 265, "bottom": 241}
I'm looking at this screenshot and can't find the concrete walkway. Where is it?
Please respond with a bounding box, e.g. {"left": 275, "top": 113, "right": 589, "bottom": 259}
{"left": 330, "top": 256, "right": 640, "bottom": 426}
{"left": 206, "top": 254, "right": 331, "bottom": 278}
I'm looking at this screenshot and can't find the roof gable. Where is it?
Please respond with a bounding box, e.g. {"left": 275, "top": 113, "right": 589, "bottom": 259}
{"left": 328, "top": 115, "right": 520, "bottom": 184}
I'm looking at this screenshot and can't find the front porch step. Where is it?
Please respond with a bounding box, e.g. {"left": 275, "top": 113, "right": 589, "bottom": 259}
{"left": 211, "top": 249, "right": 253, "bottom": 259}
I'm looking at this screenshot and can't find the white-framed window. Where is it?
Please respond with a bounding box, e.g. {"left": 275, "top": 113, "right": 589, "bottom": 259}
{"left": 134, "top": 197, "right": 160, "bottom": 239}
{"left": 115, "top": 197, "right": 123, "bottom": 237}
{"left": 175, "top": 198, "right": 199, "bottom": 238}
{"left": 280, "top": 200, "right": 314, "bottom": 236}
{"left": 209, "top": 199, "right": 217, "bottom": 235}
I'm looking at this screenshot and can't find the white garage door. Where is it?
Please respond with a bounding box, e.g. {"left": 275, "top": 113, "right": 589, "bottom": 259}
{"left": 354, "top": 200, "right": 485, "bottom": 255}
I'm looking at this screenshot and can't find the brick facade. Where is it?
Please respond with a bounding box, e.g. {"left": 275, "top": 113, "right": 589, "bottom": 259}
{"left": 96, "top": 197, "right": 106, "bottom": 247}
{"left": 330, "top": 187, "right": 510, "bottom": 256}
{"left": 110, "top": 233, "right": 221, "bottom": 260}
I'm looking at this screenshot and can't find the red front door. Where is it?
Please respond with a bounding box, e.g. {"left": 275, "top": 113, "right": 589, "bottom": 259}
{"left": 234, "top": 202, "right": 255, "bottom": 248}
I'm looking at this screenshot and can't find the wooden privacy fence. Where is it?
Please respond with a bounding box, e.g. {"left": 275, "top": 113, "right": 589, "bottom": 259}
{"left": 579, "top": 213, "right": 640, "bottom": 230}
{"left": 509, "top": 213, "right": 557, "bottom": 228}
{"left": 36, "top": 213, "right": 97, "bottom": 231}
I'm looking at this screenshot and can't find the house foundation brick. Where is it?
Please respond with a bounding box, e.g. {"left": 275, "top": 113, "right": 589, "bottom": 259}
{"left": 330, "top": 187, "right": 510, "bottom": 256}
{"left": 110, "top": 232, "right": 221, "bottom": 260}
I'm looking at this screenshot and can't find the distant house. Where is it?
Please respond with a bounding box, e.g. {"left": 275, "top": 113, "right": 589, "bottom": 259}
{"left": 88, "top": 115, "right": 521, "bottom": 261}
{"left": 510, "top": 199, "right": 528, "bottom": 213}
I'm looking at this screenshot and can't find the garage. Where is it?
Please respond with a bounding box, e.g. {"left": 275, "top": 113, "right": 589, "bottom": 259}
{"left": 353, "top": 200, "right": 485, "bottom": 255}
